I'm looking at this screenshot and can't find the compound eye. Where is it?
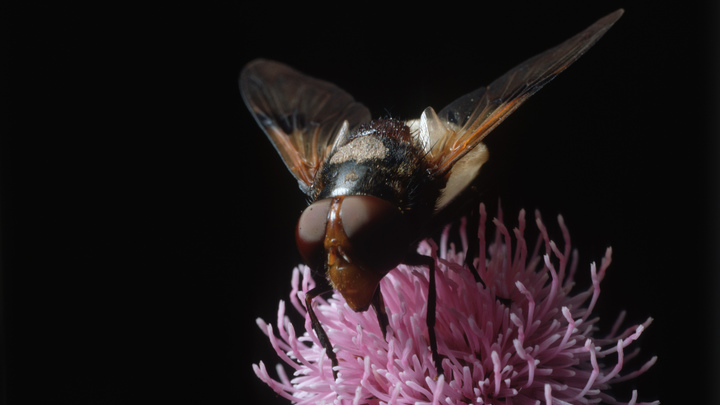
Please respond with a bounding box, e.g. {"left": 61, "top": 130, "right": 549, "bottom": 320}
{"left": 296, "top": 199, "right": 332, "bottom": 270}
{"left": 340, "top": 195, "right": 409, "bottom": 273}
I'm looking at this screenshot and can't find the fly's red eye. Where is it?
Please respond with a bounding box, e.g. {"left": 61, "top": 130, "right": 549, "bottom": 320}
{"left": 296, "top": 199, "right": 332, "bottom": 270}
{"left": 340, "top": 195, "right": 409, "bottom": 274}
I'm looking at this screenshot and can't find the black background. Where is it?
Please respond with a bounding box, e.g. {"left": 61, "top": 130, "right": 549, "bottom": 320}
{"left": 3, "top": 1, "right": 718, "bottom": 404}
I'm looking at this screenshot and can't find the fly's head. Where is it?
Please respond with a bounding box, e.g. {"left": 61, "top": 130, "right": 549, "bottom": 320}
{"left": 296, "top": 195, "right": 410, "bottom": 311}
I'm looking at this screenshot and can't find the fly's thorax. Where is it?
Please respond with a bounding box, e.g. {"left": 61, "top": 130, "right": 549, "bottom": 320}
{"left": 314, "top": 118, "right": 440, "bottom": 218}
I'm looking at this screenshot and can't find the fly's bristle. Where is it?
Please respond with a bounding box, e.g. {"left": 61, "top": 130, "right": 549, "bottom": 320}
{"left": 351, "top": 119, "right": 412, "bottom": 143}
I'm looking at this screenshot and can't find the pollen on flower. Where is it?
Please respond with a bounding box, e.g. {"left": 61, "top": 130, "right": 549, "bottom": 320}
{"left": 252, "top": 204, "right": 658, "bottom": 404}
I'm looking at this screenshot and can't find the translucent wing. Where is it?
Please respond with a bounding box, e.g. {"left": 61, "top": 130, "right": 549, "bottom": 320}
{"left": 240, "top": 59, "right": 371, "bottom": 194}
{"left": 425, "top": 9, "right": 624, "bottom": 177}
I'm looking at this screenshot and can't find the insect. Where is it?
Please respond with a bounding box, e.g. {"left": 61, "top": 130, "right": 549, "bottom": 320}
{"left": 240, "top": 9, "right": 623, "bottom": 379}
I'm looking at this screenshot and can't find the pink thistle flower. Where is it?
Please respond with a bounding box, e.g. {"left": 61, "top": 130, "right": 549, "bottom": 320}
{"left": 253, "top": 204, "right": 657, "bottom": 404}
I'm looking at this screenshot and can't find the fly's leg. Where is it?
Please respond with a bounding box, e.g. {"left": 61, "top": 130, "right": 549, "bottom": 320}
{"left": 406, "top": 252, "right": 443, "bottom": 377}
{"left": 370, "top": 287, "right": 389, "bottom": 339}
{"left": 305, "top": 283, "right": 339, "bottom": 379}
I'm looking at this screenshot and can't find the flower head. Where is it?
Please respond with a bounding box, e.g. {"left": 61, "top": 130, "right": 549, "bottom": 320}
{"left": 253, "top": 204, "right": 657, "bottom": 404}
